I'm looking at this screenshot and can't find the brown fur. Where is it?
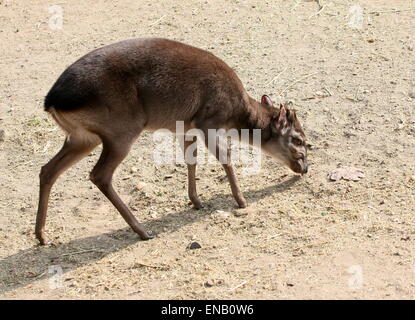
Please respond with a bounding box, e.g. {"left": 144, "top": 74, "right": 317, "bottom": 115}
{"left": 36, "top": 38, "right": 308, "bottom": 245}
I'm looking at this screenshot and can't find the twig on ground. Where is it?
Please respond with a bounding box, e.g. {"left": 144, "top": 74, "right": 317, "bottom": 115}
{"left": 279, "top": 72, "right": 319, "bottom": 96}
{"left": 34, "top": 272, "right": 46, "bottom": 280}
{"left": 229, "top": 278, "right": 254, "bottom": 291}
{"left": 368, "top": 8, "right": 415, "bottom": 14}
{"left": 301, "top": 96, "right": 317, "bottom": 101}
{"left": 289, "top": 0, "right": 301, "bottom": 12}
{"left": 309, "top": 4, "right": 326, "bottom": 19}
{"left": 132, "top": 262, "right": 170, "bottom": 270}
{"left": 60, "top": 249, "right": 105, "bottom": 257}
{"left": 346, "top": 96, "right": 363, "bottom": 102}
{"left": 324, "top": 86, "right": 332, "bottom": 96}
{"left": 134, "top": 262, "right": 160, "bottom": 269}
{"left": 148, "top": 15, "right": 166, "bottom": 27}
{"left": 265, "top": 67, "right": 288, "bottom": 86}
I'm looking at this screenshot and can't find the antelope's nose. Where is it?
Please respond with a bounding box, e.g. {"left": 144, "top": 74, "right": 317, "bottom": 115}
{"left": 302, "top": 158, "right": 308, "bottom": 174}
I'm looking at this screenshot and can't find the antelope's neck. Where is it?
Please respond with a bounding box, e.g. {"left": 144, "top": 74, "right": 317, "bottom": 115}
{"left": 236, "top": 97, "right": 273, "bottom": 143}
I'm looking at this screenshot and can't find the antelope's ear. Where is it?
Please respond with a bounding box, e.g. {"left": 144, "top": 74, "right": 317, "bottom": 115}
{"left": 275, "top": 103, "right": 288, "bottom": 130}
{"left": 287, "top": 109, "right": 297, "bottom": 122}
{"left": 261, "top": 94, "right": 274, "bottom": 107}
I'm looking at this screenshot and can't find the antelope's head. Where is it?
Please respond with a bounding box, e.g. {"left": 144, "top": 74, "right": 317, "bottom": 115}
{"left": 261, "top": 95, "right": 308, "bottom": 174}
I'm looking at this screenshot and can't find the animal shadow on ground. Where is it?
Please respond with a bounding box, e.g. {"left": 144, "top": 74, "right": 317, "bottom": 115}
{"left": 0, "top": 176, "right": 300, "bottom": 295}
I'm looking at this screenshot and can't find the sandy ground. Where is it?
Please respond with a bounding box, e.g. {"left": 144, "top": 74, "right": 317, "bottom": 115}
{"left": 0, "top": 0, "right": 414, "bottom": 299}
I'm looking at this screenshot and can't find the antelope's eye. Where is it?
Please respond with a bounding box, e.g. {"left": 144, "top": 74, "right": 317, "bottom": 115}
{"left": 292, "top": 137, "right": 303, "bottom": 146}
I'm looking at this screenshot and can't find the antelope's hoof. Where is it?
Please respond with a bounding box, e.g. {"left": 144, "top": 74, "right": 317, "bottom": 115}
{"left": 139, "top": 233, "right": 155, "bottom": 241}
{"left": 189, "top": 200, "right": 204, "bottom": 210}
{"left": 36, "top": 232, "right": 50, "bottom": 246}
{"left": 193, "top": 203, "right": 204, "bottom": 210}
{"left": 237, "top": 199, "right": 248, "bottom": 208}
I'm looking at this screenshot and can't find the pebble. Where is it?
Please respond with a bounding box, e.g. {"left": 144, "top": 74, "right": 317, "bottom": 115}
{"left": 130, "top": 166, "right": 138, "bottom": 173}
{"left": 306, "top": 142, "right": 315, "bottom": 150}
{"left": 188, "top": 241, "right": 202, "bottom": 250}
{"left": 409, "top": 91, "right": 415, "bottom": 99}
{"left": 215, "top": 210, "right": 231, "bottom": 218}
{"left": 135, "top": 182, "right": 147, "bottom": 191}
{"left": 0, "top": 129, "right": 5, "bottom": 143}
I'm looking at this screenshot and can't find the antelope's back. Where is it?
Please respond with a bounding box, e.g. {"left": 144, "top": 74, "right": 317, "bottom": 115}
{"left": 44, "top": 38, "right": 247, "bottom": 127}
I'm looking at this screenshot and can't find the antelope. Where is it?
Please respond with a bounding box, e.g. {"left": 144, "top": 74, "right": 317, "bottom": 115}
{"left": 36, "top": 38, "right": 308, "bottom": 245}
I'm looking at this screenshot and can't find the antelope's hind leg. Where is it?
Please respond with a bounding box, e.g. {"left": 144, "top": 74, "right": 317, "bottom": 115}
{"left": 90, "top": 137, "right": 154, "bottom": 240}
{"left": 36, "top": 132, "right": 100, "bottom": 245}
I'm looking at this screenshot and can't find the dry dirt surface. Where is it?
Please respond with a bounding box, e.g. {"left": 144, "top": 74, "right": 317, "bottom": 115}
{"left": 0, "top": 0, "right": 414, "bottom": 300}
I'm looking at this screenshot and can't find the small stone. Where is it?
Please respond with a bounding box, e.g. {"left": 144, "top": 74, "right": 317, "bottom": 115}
{"left": 187, "top": 241, "right": 202, "bottom": 250}
{"left": 286, "top": 282, "right": 294, "bottom": 287}
{"left": 135, "top": 182, "right": 147, "bottom": 191}
{"left": 0, "top": 129, "right": 5, "bottom": 143}
{"left": 204, "top": 280, "right": 214, "bottom": 287}
{"left": 408, "top": 91, "right": 415, "bottom": 99}
{"left": 215, "top": 210, "right": 231, "bottom": 218}
{"left": 130, "top": 166, "right": 138, "bottom": 173}
{"left": 306, "top": 142, "right": 315, "bottom": 150}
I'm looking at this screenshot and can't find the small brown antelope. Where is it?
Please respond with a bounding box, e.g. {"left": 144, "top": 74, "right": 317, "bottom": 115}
{"left": 36, "top": 38, "right": 308, "bottom": 245}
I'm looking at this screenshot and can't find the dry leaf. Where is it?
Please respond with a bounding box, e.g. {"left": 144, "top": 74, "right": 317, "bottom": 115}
{"left": 328, "top": 166, "right": 365, "bottom": 182}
